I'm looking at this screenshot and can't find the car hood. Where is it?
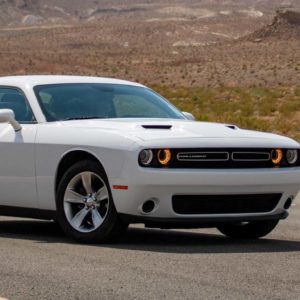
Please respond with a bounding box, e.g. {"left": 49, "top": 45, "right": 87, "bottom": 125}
{"left": 59, "top": 118, "right": 299, "bottom": 148}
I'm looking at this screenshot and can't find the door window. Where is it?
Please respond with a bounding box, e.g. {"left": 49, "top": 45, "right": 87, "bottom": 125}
{"left": 0, "top": 88, "right": 34, "bottom": 122}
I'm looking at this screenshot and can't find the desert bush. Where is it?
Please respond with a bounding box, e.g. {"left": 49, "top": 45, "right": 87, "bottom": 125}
{"left": 153, "top": 85, "right": 300, "bottom": 141}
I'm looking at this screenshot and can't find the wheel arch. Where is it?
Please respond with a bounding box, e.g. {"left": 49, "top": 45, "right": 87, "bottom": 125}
{"left": 55, "top": 149, "right": 106, "bottom": 193}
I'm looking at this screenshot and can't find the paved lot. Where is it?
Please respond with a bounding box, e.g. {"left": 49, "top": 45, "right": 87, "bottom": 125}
{"left": 0, "top": 198, "right": 300, "bottom": 300}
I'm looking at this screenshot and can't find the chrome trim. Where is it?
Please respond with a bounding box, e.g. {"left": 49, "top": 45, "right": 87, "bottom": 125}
{"left": 177, "top": 152, "right": 230, "bottom": 161}
{"left": 232, "top": 152, "right": 270, "bottom": 161}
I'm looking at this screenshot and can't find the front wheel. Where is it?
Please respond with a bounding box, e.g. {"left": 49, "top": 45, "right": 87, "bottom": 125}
{"left": 56, "top": 160, "right": 127, "bottom": 243}
{"left": 217, "top": 220, "right": 279, "bottom": 239}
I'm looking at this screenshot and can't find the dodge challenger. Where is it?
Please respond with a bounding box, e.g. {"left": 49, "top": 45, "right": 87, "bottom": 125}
{"left": 0, "top": 75, "right": 299, "bottom": 243}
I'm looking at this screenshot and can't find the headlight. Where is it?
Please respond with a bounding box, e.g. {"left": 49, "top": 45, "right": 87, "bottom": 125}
{"left": 271, "top": 149, "right": 282, "bottom": 165}
{"left": 286, "top": 150, "right": 298, "bottom": 164}
{"left": 139, "top": 149, "right": 153, "bottom": 166}
{"left": 157, "top": 149, "right": 172, "bottom": 166}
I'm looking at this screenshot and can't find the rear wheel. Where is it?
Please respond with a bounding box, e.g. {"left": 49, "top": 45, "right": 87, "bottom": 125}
{"left": 56, "top": 160, "right": 127, "bottom": 243}
{"left": 217, "top": 220, "right": 279, "bottom": 239}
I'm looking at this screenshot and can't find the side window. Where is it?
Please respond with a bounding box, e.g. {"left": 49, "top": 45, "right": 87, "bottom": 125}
{"left": 0, "top": 88, "right": 34, "bottom": 122}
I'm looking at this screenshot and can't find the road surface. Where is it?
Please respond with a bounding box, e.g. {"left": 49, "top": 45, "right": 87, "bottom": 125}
{"left": 0, "top": 197, "right": 300, "bottom": 299}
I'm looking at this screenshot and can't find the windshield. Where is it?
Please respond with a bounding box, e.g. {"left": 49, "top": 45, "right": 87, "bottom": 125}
{"left": 34, "top": 83, "right": 185, "bottom": 121}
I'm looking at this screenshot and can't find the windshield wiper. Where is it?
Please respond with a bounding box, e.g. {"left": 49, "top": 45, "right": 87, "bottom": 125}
{"left": 63, "top": 116, "right": 105, "bottom": 121}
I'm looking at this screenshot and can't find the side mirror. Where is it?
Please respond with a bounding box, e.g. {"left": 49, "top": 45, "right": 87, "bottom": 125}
{"left": 0, "top": 109, "right": 22, "bottom": 132}
{"left": 182, "top": 111, "right": 195, "bottom": 121}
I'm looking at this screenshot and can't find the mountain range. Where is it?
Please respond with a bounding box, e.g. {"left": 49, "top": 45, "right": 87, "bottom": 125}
{"left": 0, "top": 0, "right": 299, "bottom": 26}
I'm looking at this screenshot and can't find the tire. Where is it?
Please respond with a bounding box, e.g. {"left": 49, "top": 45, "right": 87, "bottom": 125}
{"left": 56, "top": 160, "right": 128, "bottom": 243}
{"left": 217, "top": 220, "right": 279, "bottom": 239}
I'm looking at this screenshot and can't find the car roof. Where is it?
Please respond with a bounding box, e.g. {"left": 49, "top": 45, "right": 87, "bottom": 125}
{"left": 0, "top": 75, "right": 145, "bottom": 88}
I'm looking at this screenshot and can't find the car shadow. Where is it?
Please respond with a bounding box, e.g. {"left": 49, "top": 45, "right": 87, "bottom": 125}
{"left": 0, "top": 219, "right": 300, "bottom": 254}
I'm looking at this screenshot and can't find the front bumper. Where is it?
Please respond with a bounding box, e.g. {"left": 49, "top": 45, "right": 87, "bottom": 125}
{"left": 109, "top": 166, "right": 300, "bottom": 224}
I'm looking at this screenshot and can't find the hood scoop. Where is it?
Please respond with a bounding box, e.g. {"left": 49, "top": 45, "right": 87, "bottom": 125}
{"left": 142, "top": 125, "right": 172, "bottom": 129}
{"left": 226, "top": 125, "right": 238, "bottom": 130}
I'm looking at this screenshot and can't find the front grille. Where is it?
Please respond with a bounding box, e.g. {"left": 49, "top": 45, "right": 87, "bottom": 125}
{"left": 172, "top": 194, "right": 282, "bottom": 215}
{"left": 169, "top": 148, "right": 299, "bottom": 168}
{"left": 177, "top": 152, "right": 229, "bottom": 161}
{"left": 139, "top": 148, "right": 300, "bottom": 168}
{"left": 232, "top": 152, "right": 270, "bottom": 161}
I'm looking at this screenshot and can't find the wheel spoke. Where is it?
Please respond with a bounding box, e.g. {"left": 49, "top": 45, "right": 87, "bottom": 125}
{"left": 96, "top": 185, "right": 109, "bottom": 201}
{"left": 64, "top": 170, "right": 110, "bottom": 233}
{"left": 91, "top": 209, "right": 103, "bottom": 228}
{"left": 81, "top": 172, "right": 93, "bottom": 195}
{"left": 71, "top": 208, "right": 89, "bottom": 229}
{"left": 65, "top": 189, "right": 84, "bottom": 204}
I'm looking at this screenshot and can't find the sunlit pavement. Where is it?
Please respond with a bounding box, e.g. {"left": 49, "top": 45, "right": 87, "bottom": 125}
{"left": 0, "top": 194, "right": 299, "bottom": 299}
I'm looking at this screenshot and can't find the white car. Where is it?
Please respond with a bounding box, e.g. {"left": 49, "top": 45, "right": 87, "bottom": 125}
{"left": 0, "top": 75, "right": 299, "bottom": 243}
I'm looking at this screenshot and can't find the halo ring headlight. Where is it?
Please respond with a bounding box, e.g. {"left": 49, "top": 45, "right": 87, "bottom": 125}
{"left": 271, "top": 149, "right": 283, "bottom": 165}
{"left": 157, "top": 149, "right": 172, "bottom": 166}
{"left": 286, "top": 150, "right": 298, "bottom": 165}
{"left": 139, "top": 149, "right": 153, "bottom": 166}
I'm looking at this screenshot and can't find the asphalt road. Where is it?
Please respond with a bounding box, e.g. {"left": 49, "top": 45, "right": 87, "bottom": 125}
{"left": 0, "top": 198, "right": 300, "bottom": 300}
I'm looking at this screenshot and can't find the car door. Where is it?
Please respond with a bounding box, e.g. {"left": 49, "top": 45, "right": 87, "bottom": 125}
{"left": 0, "top": 87, "right": 38, "bottom": 208}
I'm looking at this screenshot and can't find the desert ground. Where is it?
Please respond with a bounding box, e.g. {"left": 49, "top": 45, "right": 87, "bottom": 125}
{"left": 0, "top": 1, "right": 299, "bottom": 139}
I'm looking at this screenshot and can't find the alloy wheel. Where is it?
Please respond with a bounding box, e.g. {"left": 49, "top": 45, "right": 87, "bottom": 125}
{"left": 63, "top": 171, "right": 109, "bottom": 233}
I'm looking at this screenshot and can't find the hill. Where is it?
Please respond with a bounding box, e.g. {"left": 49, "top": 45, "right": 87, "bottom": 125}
{"left": 246, "top": 9, "right": 300, "bottom": 41}
{"left": 0, "top": 0, "right": 300, "bottom": 26}
{"left": 0, "top": 3, "right": 299, "bottom": 139}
